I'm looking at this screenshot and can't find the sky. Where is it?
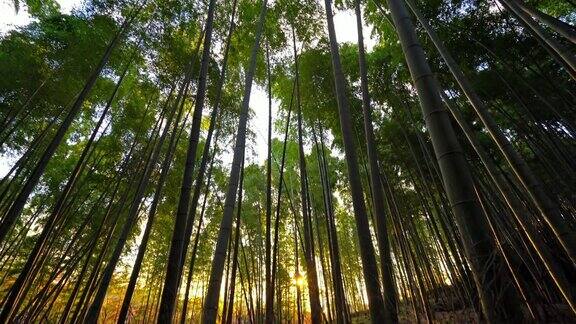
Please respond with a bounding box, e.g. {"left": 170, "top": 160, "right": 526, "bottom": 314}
{"left": 0, "top": 0, "right": 79, "bottom": 33}
{"left": 0, "top": 0, "right": 376, "bottom": 175}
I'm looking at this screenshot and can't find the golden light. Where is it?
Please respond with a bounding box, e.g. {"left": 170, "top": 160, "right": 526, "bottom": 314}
{"left": 294, "top": 272, "right": 305, "bottom": 288}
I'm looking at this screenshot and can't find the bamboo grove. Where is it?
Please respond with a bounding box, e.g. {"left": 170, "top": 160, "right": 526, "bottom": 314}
{"left": 0, "top": 0, "right": 575, "bottom": 322}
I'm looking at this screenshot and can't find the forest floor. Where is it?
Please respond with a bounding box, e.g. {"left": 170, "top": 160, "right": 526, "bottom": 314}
{"left": 350, "top": 304, "right": 576, "bottom": 323}
{"left": 350, "top": 309, "right": 478, "bottom": 323}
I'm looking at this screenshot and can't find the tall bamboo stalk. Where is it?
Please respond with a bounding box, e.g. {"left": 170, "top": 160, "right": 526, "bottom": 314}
{"left": 386, "top": 0, "right": 524, "bottom": 321}
{"left": 202, "top": 1, "right": 267, "bottom": 322}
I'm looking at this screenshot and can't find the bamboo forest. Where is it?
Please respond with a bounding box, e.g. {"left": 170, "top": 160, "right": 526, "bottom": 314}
{"left": 1, "top": 0, "right": 576, "bottom": 322}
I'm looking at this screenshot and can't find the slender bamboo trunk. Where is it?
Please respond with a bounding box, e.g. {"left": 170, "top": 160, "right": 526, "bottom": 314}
{"left": 323, "top": 0, "right": 387, "bottom": 321}
{"left": 264, "top": 40, "right": 274, "bottom": 324}
{"left": 181, "top": 149, "right": 218, "bottom": 323}
{"left": 157, "top": 0, "right": 219, "bottom": 319}
{"left": 314, "top": 126, "right": 349, "bottom": 323}
{"left": 241, "top": 242, "right": 256, "bottom": 324}
{"left": 178, "top": 0, "right": 238, "bottom": 302}
{"left": 268, "top": 80, "right": 296, "bottom": 322}
{"left": 312, "top": 204, "right": 333, "bottom": 323}
{"left": 386, "top": 0, "right": 524, "bottom": 321}
{"left": 225, "top": 166, "right": 244, "bottom": 324}
{"left": 202, "top": 2, "right": 267, "bottom": 322}
{"left": 354, "top": 2, "right": 398, "bottom": 321}
{"left": 292, "top": 29, "right": 323, "bottom": 324}
{"left": 222, "top": 238, "right": 233, "bottom": 323}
